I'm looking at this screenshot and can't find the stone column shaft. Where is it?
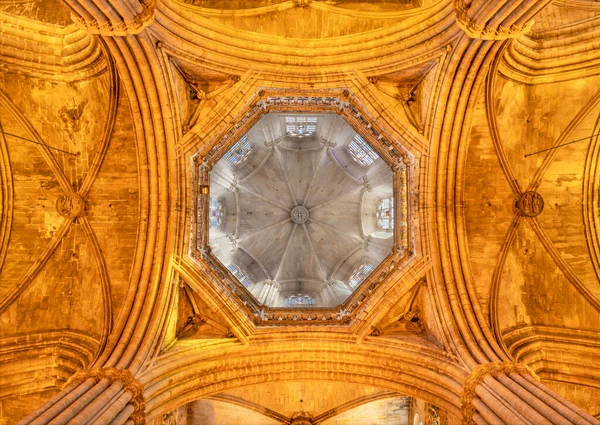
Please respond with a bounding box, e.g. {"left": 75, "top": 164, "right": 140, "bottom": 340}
{"left": 257, "top": 280, "right": 280, "bottom": 306}
{"left": 462, "top": 363, "right": 600, "bottom": 425}
{"left": 17, "top": 368, "right": 144, "bottom": 425}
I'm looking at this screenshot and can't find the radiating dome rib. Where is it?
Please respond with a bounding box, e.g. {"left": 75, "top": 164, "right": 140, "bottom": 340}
{"left": 208, "top": 112, "right": 395, "bottom": 308}
{"left": 235, "top": 191, "right": 291, "bottom": 239}
{"left": 304, "top": 152, "right": 362, "bottom": 209}
{"left": 276, "top": 223, "right": 323, "bottom": 282}
{"left": 238, "top": 152, "right": 295, "bottom": 210}
{"left": 238, "top": 221, "right": 295, "bottom": 280}
{"left": 309, "top": 191, "right": 362, "bottom": 236}
{"left": 305, "top": 221, "right": 363, "bottom": 279}
{"left": 280, "top": 146, "right": 327, "bottom": 206}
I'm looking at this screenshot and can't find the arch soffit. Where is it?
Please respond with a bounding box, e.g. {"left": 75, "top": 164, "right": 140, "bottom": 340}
{"left": 140, "top": 339, "right": 467, "bottom": 420}
{"left": 150, "top": 0, "right": 458, "bottom": 74}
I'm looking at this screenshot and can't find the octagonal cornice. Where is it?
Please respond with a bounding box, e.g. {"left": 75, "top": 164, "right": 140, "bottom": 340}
{"left": 178, "top": 88, "right": 425, "bottom": 336}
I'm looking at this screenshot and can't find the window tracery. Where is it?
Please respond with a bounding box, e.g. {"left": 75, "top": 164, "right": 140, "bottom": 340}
{"left": 223, "top": 135, "right": 253, "bottom": 165}
{"left": 348, "top": 262, "right": 374, "bottom": 288}
{"left": 285, "top": 116, "right": 318, "bottom": 137}
{"left": 285, "top": 294, "right": 316, "bottom": 306}
{"left": 347, "top": 134, "right": 378, "bottom": 167}
{"left": 376, "top": 197, "right": 394, "bottom": 229}
{"left": 227, "top": 263, "right": 253, "bottom": 288}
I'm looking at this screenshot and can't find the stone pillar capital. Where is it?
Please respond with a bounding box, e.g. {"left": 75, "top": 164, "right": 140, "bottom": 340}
{"left": 65, "top": 367, "right": 144, "bottom": 403}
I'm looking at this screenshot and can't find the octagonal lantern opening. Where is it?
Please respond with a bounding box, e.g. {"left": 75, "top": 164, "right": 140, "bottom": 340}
{"left": 203, "top": 111, "right": 400, "bottom": 309}
{"left": 191, "top": 91, "right": 412, "bottom": 324}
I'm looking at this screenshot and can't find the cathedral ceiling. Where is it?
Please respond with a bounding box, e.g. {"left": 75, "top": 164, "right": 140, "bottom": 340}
{"left": 1, "top": 0, "right": 600, "bottom": 423}
{"left": 206, "top": 112, "right": 395, "bottom": 308}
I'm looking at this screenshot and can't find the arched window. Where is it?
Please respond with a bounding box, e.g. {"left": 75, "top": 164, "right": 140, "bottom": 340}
{"left": 413, "top": 413, "right": 422, "bottom": 425}
{"left": 209, "top": 197, "right": 224, "bottom": 229}
{"left": 347, "top": 134, "right": 378, "bottom": 167}
{"left": 376, "top": 197, "right": 394, "bottom": 229}
{"left": 223, "top": 135, "right": 253, "bottom": 165}
{"left": 227, "top": 263, "right": 253, "bottom": 288}
{"left": 285, "top": 294, "right": 315, "bottom": 306}
{"left": 348, "top": 262, "right": 374, "bottom": 288}
{"left": 285, "top": 116, "right": 318, "bottom": 137}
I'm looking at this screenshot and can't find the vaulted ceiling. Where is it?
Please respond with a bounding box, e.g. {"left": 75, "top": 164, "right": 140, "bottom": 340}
{"left": 1, "top": 0, "right": 600, "bottom": 423}
{"left": 207, "top": 113, "right": 394, "bottom": 307}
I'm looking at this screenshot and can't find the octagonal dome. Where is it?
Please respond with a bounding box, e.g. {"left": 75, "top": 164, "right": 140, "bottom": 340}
{"left": 207, "top": 113, "right": 394, "bottom": 308}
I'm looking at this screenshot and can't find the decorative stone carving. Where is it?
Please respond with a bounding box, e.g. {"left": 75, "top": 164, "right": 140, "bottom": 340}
{"left": 72, "top": 0, "right": 155, "bottom": 36}
{"left": 56, "top": 193, "right": 85, "bottom": 218}
{"left": 515, "top": 191, "right": 544, "bottom": 217}
{"left": 362, "top": 176, "right": 371, "bottom": 192}
{"left": 454, "top": 0, "right": 535, "bottom": 40}
{"left": 177, "top": 313, "right": 208, "bottom": 339}
{"left": 461, "top": 362, "right": 534, "bottom": 425}
{"left": 292, "top": 0, "right": 312, "bottom": 6}
{"left": 291, "top": 206, "right": 309, "bottom": 224}
{"left": 427, "top": 405, "right": 440, "bottom": 425}
{"left": 264, "top": 136, "right": 282, "bottom": 148}
{"left": 263, "top": 279, "right": 281, "bottom": 289}
{"left": 320, "top": 138, "right": 336, "bottom": 148}
{"left": 290, "top": 411, "right": 314, "bottom": 424}
{"left": 227, "top": 234, "right": 238, "bottom": 252}
{"left": 227, "top": 176, "right": 239, "bottom": 192}
{"left": 64, "top": 368, "right": 145, "bottom": 423}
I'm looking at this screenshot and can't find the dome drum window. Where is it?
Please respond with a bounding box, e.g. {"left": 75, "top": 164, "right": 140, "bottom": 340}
{"left": 285, "top": 116, "right": 318, "bottom": 137}
{"left": 209, "top": 197, "right": 225, "bottom": 229}
{"left": 377, "top": 197, "right": 394, "bottom": 230}
{"left": 223, "top": 135, "right": 253, "bottom": 166}
{"left": 347, "top": 134, "right": 379, "bottom": 167}
{"left": 348, "top": 262, "right": 374, "bottom": 288}
{"left": 285, "top": 294, "right": 315, "bottom": 306}
{"left": 227, "top": 264, "right": 253, "bottom": 288}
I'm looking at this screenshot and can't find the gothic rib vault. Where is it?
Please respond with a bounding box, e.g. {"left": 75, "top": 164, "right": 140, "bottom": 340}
{"left": 206, "top": 112, "right": 396, "bottom": 309}
{"left": 1, "top": 0, "right": 600, "bottom": 424}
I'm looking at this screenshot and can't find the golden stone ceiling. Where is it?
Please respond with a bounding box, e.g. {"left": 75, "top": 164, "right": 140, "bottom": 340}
{"left": 1, "top": 0, "right": 600, "bottom": 423}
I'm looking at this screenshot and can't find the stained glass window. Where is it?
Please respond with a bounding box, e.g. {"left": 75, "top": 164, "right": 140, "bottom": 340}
{"left": 227, "top": 263, "right": 253, "bottom": 288}
{"left": 285, "top": 116, "right": 318, "bottom": 137}
{"left": 376, "top": 197, "right": 394, "bottom": 229}
{"left": 209, "top": 197, "right": 224, "bottom": 229}
{"left": 347, "top": 134, "right": 378, "bottom": 167}
{"left": 223, "top": 135, "right": 253, "bottom": 165}
{"left": 348, "top": 262, "right": 374, "bottom": 288}
{"left": 285, "top": 294, "right": 316, "bottom": 306}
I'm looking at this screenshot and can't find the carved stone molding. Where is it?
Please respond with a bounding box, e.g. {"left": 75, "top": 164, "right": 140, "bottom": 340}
{"left": 290, "top": 411, "right": 314, "bottom": 424}
{"left": 189, "top": 88, "right": 415, "bottom": 328}
{"left": 292, "top": 0, "right": 312, "bottom": 7}
{"left": 454, "top": 0, "right": 535, "bottom": 40}
{"left": 72, "top": 0, "right": 155, "bottom": 36}
{"left": 461, "top": 362, "right": 534, "bottom": 424}
{"left": 65, "top": 368, "right": 145, "bottom": 423}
